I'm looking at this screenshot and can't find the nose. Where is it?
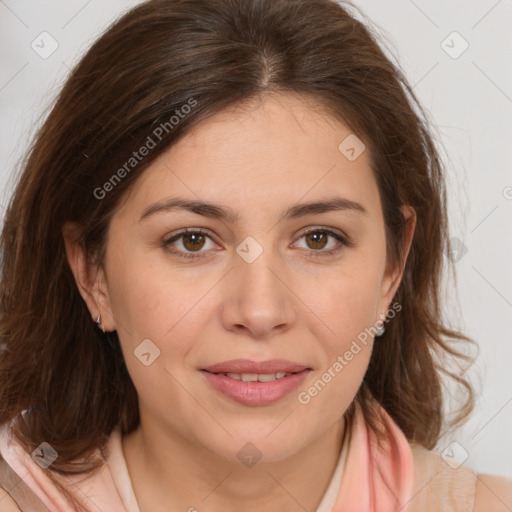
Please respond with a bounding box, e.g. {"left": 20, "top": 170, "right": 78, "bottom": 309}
{"left": 220, "top": 248, "right": 297, "bottom": 340}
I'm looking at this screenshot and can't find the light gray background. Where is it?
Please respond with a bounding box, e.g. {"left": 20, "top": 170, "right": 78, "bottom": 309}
{"left": 1, "top": 0, "right": 511, "bottom": 478}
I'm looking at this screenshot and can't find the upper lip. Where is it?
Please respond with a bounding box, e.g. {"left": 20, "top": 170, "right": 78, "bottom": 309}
{"left": 201, "top": 359, "right": 310, "bottom": 374}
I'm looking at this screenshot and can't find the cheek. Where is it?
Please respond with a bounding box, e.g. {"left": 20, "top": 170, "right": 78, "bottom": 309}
{"left": 295, "top": 293, "right": 377, "bottom": 435}
{"left": 295, "top": 273, "right": 380, "bottom": 420}
{"left": 105, "top": 242, "right": 200, "bottom": 339}
{"left": 307, "top": 259, "right": 384, "bottom": 342}
{"left": 298, "top": 254, "right": 384, "bottom": 403}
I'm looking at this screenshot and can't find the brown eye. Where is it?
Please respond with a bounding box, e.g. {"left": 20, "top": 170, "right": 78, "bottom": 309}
{"left": 163, "top": 228, "right": 217, "bottom": 260}
{"left": 293, "top": 228, "right": 351, "bottom": 258}
{"left": 304, "top": 231, "right": 329, "bottom": 250}
{"left": 182, "top": 232, "right": 206, "bottom": 252}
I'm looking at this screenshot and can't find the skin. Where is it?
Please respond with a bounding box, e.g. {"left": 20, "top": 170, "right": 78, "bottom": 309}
{"left": 63, "top": 92, "right": 416, "bottom": 512}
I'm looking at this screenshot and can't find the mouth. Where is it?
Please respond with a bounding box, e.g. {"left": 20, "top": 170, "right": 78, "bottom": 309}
{"left": 200, "top": 365, "right": 311, "bottom": 406}
{"left": 202, "top": 370, "right": 299, "bottom": 382}
{"left": 200, "top": 358, "right": 310, "bottom": 375}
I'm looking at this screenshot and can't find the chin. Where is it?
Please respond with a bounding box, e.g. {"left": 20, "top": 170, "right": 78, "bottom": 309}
{"left": 201, "top": 422, "right": 311, "bottom": 465}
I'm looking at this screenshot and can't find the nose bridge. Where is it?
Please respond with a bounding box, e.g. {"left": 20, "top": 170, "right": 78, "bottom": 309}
{"left": 234, "top": 234, "right": 282, "bottom": 298}
{"left": 224, "top": 233, "right": 296, "bottom": 335}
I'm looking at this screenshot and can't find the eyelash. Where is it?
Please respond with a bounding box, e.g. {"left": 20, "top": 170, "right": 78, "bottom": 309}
{"left": 162, "top": 227, "right": 352, "bottom": 261}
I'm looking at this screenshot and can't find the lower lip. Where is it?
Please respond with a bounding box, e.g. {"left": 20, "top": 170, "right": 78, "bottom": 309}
{"left": 200, "top": 369, "right": 310, "bottom": 406}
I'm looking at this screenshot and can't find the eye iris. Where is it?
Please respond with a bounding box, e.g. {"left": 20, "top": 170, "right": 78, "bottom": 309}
{"left": 306, "top": 232, "right": 327, "bottom": 250}
{"left": 183, "top": 233, "right": 205, "bottom": 252}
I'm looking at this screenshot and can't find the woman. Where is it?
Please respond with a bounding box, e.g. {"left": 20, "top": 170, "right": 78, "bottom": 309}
{"left": 0, "top": 0, "right": 511, "bottom": 510}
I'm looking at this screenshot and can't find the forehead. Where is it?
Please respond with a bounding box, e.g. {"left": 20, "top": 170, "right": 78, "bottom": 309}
{"left": 117, "top": 92, "right": 379, "bottom": 223}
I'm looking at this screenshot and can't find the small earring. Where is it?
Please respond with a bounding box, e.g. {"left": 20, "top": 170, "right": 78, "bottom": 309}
{"left": 375, "top": 323, "right": 385, "bottom": 337}
{"left": 95, "top": 315, "right": 105, "bottom": 333}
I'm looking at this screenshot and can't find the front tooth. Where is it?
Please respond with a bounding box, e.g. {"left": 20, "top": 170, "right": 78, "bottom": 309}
{"left": 223, "top": 372, "right": 291, "bottom": 382}
{"left": 258, "top": 373, "right": 277, "bottom": 382}
{"left": 241, "top": 373, "right": 259, "bottom": 382}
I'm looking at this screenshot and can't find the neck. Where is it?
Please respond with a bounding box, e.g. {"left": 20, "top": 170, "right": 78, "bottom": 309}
{"left": 122, "top": 414, "right": 347, "bottom": 512}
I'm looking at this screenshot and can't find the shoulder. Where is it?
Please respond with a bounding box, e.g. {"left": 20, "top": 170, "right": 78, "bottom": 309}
{"left": 408, "top": 443, "right": 512, "bottom": 512}
{"left": 0, "top": 484, "right": 23, "bottom": 511}
{"left": 473, "top": 473, "right": 512, "bottom": 512}
{"left": 407, "top": 442, "right": 477, "bottom": 511}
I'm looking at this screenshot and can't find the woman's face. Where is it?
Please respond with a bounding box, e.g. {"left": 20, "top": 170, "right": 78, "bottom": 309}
{"left": 76, "top": 93, "right": 412, "bottom": 463}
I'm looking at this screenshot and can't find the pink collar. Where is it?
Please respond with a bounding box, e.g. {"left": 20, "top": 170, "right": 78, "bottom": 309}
{"left": 332, "top": 400, "right": 414, "bottom": 511}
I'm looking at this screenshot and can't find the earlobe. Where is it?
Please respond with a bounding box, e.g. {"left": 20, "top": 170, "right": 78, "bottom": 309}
{"left": 61, "top": 221, "right": 116, "bottom": 332}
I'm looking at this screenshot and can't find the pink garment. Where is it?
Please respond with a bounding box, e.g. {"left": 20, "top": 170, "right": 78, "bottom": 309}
{"left": 0, "top": 400, "right": 414, "bottom": 512}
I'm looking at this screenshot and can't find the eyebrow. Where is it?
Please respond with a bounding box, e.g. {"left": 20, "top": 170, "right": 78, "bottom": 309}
{"left": 139, "top": 196, "right": 368, "bottom": 223}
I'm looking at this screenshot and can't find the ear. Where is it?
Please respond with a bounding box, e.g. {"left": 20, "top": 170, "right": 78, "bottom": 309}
{"left": 61, "top": 221, "right": 116, "bottom": 332}
{"left": 377, "top": 205, "right": 416, "bottom": 316}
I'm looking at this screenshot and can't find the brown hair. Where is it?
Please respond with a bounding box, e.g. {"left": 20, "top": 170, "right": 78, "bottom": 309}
{"left": 0, "top": 0, "right": 476, "bottom": 509}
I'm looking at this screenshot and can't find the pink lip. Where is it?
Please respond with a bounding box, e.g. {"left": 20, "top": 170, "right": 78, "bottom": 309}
{"left": 201, "top": 359, "right": 309, "bottom": 374}
{"left": 200, "top": 368, "right": 311, "bottom": 407}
